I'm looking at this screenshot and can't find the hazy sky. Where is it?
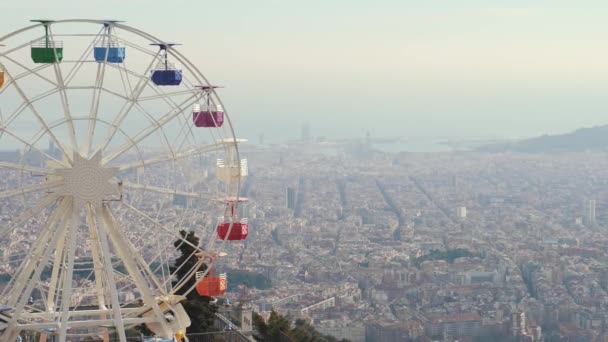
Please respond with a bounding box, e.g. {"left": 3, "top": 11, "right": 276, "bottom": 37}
{"left": 4, "top": 1, "right": 608, "bottom": 142}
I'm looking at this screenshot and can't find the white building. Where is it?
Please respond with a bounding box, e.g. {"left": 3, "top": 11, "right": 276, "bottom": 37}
{"left": 585, "top": 199, "right": 596, "bottom": 225}
{"left": 456, "top": 206, "right": 467, "bottom": 219}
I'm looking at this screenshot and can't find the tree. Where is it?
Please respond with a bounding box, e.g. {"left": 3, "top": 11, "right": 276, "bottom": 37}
{"left": 252, "top": 312, "right": 268, "bottom": 342}
{"left": 171, "top": 230, "right": 218, "bottom": 334}
{"left": 267, "top": 310, "right": 291, "bottom": 341}
{"left": 252, "top": 310, "right": 351, "bottom": 342}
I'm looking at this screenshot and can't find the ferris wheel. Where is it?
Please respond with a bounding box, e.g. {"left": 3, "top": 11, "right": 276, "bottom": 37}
{"left": 0, "top": 19, "right": 249, "bottom": 341}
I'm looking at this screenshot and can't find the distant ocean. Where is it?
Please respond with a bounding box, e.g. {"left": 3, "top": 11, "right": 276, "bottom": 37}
{"left": 372, "top": 139, "right": 455, "bottom": 153}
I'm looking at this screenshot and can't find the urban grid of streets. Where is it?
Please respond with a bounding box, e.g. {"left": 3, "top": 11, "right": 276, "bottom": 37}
{"left": 3, "top": 142, "right": 608, "bottom": 341}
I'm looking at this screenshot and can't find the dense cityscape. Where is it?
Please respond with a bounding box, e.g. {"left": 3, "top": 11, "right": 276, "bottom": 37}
{"left": 220, "top": 135, "right": 608, "bottom": 342}
{"left": 3, "top": 130, "right": 608, "bottom": 341}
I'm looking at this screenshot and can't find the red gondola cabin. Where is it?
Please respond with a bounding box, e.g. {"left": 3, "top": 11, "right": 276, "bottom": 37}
{"left": 217, "top": 218, "right": 248, "bottom": 241}
{"left": 196, "top": 269, "right": 227, "bottom": 297}
{"left": 193, "top": 103, "right": 224, "bottom": 127}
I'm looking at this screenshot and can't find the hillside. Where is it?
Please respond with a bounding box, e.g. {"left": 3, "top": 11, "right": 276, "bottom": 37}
{"left": 478, "top": 125, "right": 608, "bottom": 153}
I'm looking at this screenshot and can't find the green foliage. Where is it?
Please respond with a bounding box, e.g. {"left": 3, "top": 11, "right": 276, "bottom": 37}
{"left": 267, "top": 310, "right": 291, "bottom": 341}
{"left": 227, "top": 269, "right": 272, "bottom": 291}
{"left": 252, "top": 312, "right": 268, "bottom": 342}
{"left": 413, "top": 248, "right": 481, "bottom": 268}
{"left": 252, "top": 310, "right": 351, "bottom": 342}
{"left": 170, "top": 230, "right": 218, "bottom": 334}
{"left": 291, "top": 319, "right": 349, "bottom": 342}
{"left": 0, "top": 273, "right": 10, "bottom": 284}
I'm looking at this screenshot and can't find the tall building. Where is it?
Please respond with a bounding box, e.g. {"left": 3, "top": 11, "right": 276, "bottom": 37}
{"left": 585, "top": 199, "right": 596, "bottom": 225}
{"left": 511, "top": 311, "right": 526, "bottom": 337}
{"left": 301, "top": 122, "right": 310, "bottom": 143}
{"left": 286, "top": 187, "right": 297, "bottom": 210}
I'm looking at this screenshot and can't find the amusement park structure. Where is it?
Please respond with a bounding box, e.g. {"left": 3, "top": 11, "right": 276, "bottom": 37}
{"left": 0, "top": 19, "right": 248, "bottom": 341}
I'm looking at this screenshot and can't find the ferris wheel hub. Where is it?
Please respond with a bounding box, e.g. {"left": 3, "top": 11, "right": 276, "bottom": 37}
{"left": 55, "top": 151, "right": 119, "bottom": 207}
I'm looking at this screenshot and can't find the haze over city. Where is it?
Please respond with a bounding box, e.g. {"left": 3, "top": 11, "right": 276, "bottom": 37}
{"left": 3, "top": 2, "right": 608, "bottom": 342}
{"left": 3, "top": 1, "right": 608, "bottom": 143}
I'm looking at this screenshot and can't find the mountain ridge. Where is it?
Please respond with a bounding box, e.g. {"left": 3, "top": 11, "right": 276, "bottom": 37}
{"left": 478, "top": 125, "right": 608, "bottom": 153}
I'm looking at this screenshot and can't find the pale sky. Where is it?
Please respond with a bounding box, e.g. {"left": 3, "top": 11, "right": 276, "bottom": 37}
{"left": 4, "top": 1, "right": 608, "bottom": 142}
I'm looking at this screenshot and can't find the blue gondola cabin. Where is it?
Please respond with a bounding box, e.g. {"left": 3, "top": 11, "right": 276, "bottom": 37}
{"left": 94, "top": 46, "right": 125, "bottom": 63}
{"left": 150, "top": 43, "right": 182, "bottom": 86}
{"left": 152, "top": 69, "right": 182, "bottom": 86}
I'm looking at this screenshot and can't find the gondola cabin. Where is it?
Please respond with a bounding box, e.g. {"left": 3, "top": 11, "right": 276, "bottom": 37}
{"left": 217, "top": 218, "right": 248, "bottom": 241}
{"left": 30, "top": 20, "right": 63, "bottom": 64}
{"left": 94, "top": 22, "right": 125, "bottom": 63}
{"left": 151, "top": 43, "right": 182, "bottom": 86}
{"left": 196, "top": 269, "right": 227, "bottom": 297}
{"left": 193, "top": 103, "right": 224, "bottom": 127}
{"left": 193, "top": 85, "right": 224, "bottom": 127}
{"left": 94, "top": 46, "right": 125, "bottom": 63}
{"left": 31, "top": 40, "right": 63, "bottom": 64}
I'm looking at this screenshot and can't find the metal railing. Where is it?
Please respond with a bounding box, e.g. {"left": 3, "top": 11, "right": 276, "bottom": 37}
{"left": 31, "top": 40, "right": 63, "bottom": 48}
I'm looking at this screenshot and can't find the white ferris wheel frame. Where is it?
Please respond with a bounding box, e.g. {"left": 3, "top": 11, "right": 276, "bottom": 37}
{"left": 0, "top": 19, "right": 245, "bottom": 341}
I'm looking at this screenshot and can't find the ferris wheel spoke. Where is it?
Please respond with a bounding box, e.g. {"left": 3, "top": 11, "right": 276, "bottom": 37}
{"left": 0, "top": 87, "right": 60, "bottom": 144}
{"left": 93, "top": 205, "right": 128, "bottom": 340}
{"left": 95, "top": 50, "right": 161, "bottom": 155}
{"left": 99, "top": 203, "right": 172, "bottom": 337}
{"left": 63, "top": 27, "right": 104, "bottom": 86}
{"left": 3, "top": 197, "right": 72, "bottom": 310}
{"left": 1, "top": 101, "right": 28, "bottom": 132}
{"left": 134, "top": 101, "right": 175, "bottom": 155}
{"left": 142, "top": 83, "right": 199, "bottom": 154}
{"left": 0, "top": 116, "right": 69, "bottom": 169}
{"left": 0, "top": 35, "right": 42, "bottom": 56}
{"left": 9, "top": 63, "right": 52, "bottom": 80}
{"left": 100, "top": 86, "right": 130, "bottom": 101}
{"left": 0, "top": 179, "right": 62, "bottom": 201}
{"left": 115, "top": 35, "right": 158, "bottom": 57}
{"left": 20, "top": 87, "right": 61, "bottom": 105}
{"left": 106, "top": 62, "right": 148, "bottom": 81}
{"left": 119, "top": 201, "right": 203, "bottom": 252}
{"left": 114, "top": 59, "right": 178, "bottom": 163}
{"left": 1, "top": 55, "right": 58, "bottom": 87}
{"left": 122, "top": 181, "right": 221, "bottom": 203}
{"left": 85, "top": 204, "right": 110, "bottom": 313}
{"left": 0, "top": 64, "right": 54, "bottom": 96}
{"left": 48, "top": 26, "right": 78, "bottom": 153}
{"left": 58, "top": 206, "right": 79, "bottom": 341}
{"left": 0, "top": 63, "right": 73, "bottom": 164}
{"left": 82, "top": 51, "right": 111, "bottom": 157}
{"left": 117, "top": 140, "right": 224, "bottom": 174}
{"left": 0, "top": 194, "right": 59, "bottom": 249}
{"left": 138, "top": 89, "right": 196, "bottom": 102}
{"left": 102, "top": 93, "right": 199, "bottom": 165}
{"left": 0, "top": 161, "right": 53, "bottom": 174}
